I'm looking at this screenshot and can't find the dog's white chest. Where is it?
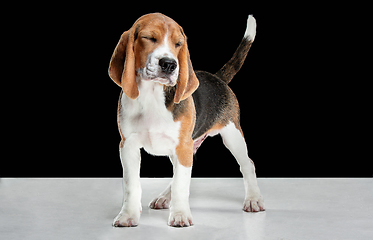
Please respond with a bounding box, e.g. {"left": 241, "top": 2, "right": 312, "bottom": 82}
{"left": 119, "top": 81, "right": 180, "bottom": 156}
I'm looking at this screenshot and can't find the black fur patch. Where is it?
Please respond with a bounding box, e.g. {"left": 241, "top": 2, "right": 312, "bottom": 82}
{"left": 164, "top": 85, "right": 188, "bottom": 120}
{"left": 192, "top": 71, "right": 235, "bottom": 139}
{"left": 164, "top": 71, "right": 239, "bottom": 140}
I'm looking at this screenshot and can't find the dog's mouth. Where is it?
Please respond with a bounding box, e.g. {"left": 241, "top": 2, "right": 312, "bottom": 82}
{"left": 149, "top": 76, "right": 174, "bottom": 85}
{"left": 141, "top": 67, "right": 178, "bottom": 86}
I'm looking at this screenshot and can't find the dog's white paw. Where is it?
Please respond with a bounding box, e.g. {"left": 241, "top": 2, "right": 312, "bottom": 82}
{"left": 168, "top": 210, "right": 193, "bottom": 227}
{"left": 149, "top": 195, "right": 171, "bottom": 209}
{"left": 243, "top": 195, "right": 265, "bottom": 212}
{"left": 113, "top": 210, "right": 141, "bottom": 227}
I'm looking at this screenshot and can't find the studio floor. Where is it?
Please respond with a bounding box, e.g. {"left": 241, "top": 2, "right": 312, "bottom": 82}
{"left": 0, "top": 178, "right": 372, "bottom": 240}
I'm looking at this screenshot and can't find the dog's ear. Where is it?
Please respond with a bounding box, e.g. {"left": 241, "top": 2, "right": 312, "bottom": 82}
{"left": 174, "top": 31, "right": 199, "bottom": 103}
{"left": 108, "top": 29, "right": 139, "bottom": 100}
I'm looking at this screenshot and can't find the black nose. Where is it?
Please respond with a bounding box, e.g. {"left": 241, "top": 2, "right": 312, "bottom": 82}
{"left": 159, "top": 58, "right": 177, "bottom": 74}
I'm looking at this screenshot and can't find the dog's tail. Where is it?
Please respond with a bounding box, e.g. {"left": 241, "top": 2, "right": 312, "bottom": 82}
{"left": 215, "top": 15, "right": 256, "bottom": 84}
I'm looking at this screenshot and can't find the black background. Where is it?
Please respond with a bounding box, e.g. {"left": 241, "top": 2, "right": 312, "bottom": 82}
{"left": 3, "top": 3, "right": 371, "bottom": 177}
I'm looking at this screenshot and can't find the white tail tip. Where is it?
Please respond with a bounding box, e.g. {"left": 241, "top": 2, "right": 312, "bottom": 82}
{"left": 244, "top": 15, "right": 256, "bottom": 41}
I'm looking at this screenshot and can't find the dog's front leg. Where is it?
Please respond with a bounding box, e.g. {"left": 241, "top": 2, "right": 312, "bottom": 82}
{"left": 168, "top": 141, "right": 193, "bottom": 227}
{"left": 113, "top": 135, "right": 142, "bottom": 227}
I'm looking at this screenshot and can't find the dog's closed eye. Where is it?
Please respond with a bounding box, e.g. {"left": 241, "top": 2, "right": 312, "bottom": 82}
{"left": 143, "top": 36, "right": 157, "bottom": 43}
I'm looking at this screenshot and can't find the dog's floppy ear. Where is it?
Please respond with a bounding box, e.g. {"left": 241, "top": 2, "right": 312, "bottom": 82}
{"left": 108, "top": 29, "right": 139, "bottom": 100}
{"left": 174, "top": 32, "right": 199, "bottom": 104}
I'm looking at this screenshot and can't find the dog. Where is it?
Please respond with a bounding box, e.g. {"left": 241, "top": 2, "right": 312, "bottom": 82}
{"left": 108, "top": 13, "right": 265, "bottom": 227}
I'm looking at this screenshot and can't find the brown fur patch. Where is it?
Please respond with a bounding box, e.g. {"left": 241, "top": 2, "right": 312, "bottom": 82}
{"left": 117, "top": 91, "right": 125, "bottom": 148}
{"left": 173, "top": 97, "right": 196, "bottom": 167}
{"left": 215, "top": 39, "right": 253, "bottom": 84}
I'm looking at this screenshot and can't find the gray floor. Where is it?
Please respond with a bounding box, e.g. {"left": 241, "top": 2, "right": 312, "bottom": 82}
{"left": 0, "top": 178, "right": 372, "bottom": 240}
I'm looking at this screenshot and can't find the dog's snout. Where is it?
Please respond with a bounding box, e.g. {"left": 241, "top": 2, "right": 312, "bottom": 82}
{"left": 159, "top": 58, "right": 177, "bottom": 74}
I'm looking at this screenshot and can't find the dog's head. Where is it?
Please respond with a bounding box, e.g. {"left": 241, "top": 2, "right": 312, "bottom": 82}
{"left": 109, "top": 13, "right": 199, "bottom": 103}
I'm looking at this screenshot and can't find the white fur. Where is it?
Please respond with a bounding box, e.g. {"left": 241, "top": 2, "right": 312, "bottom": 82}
{"left": 113, "top": 136, "right": 142, "bottom": 227}
{"left": 219, "top": 122, "right": 265, "bottom": 212}
{"left": 114, "top": 62, "right": 192, "bottom": 227}
{"left": 148, "top": 159, "right": 193, "bottom": 227}
{"left": 244, "top": 15, "right": 256, "bottom": 41}
{"left": 168, "top": 156, "right": 193, "bottom": 227}
{"left": 148, "top": 155, "right": 193, "bottom": 227}
{"left": 138, "top": 32, "right": 179, "bottom": 86}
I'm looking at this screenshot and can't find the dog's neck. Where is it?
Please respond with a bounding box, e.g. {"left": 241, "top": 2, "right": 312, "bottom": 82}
{"left": 135, "top": 79, "right": 167, "bottom": 108}
{"left": 133, "top": 77, "right": 188, "bottom": 121}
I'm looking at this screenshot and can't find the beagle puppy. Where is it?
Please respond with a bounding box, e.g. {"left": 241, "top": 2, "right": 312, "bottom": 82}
{"left": 108, "top": 13, "right": 265, "bottom": 228}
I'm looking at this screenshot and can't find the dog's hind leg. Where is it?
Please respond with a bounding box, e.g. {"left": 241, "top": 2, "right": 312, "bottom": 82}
{"left": 219, "top": 122, "right": 265, "bottom": 212}
{"left": 148, "top": 155, "right": 176, "bottom": 209}
{"left": 149, "top": 182, "right": 172, "bottom": 209}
